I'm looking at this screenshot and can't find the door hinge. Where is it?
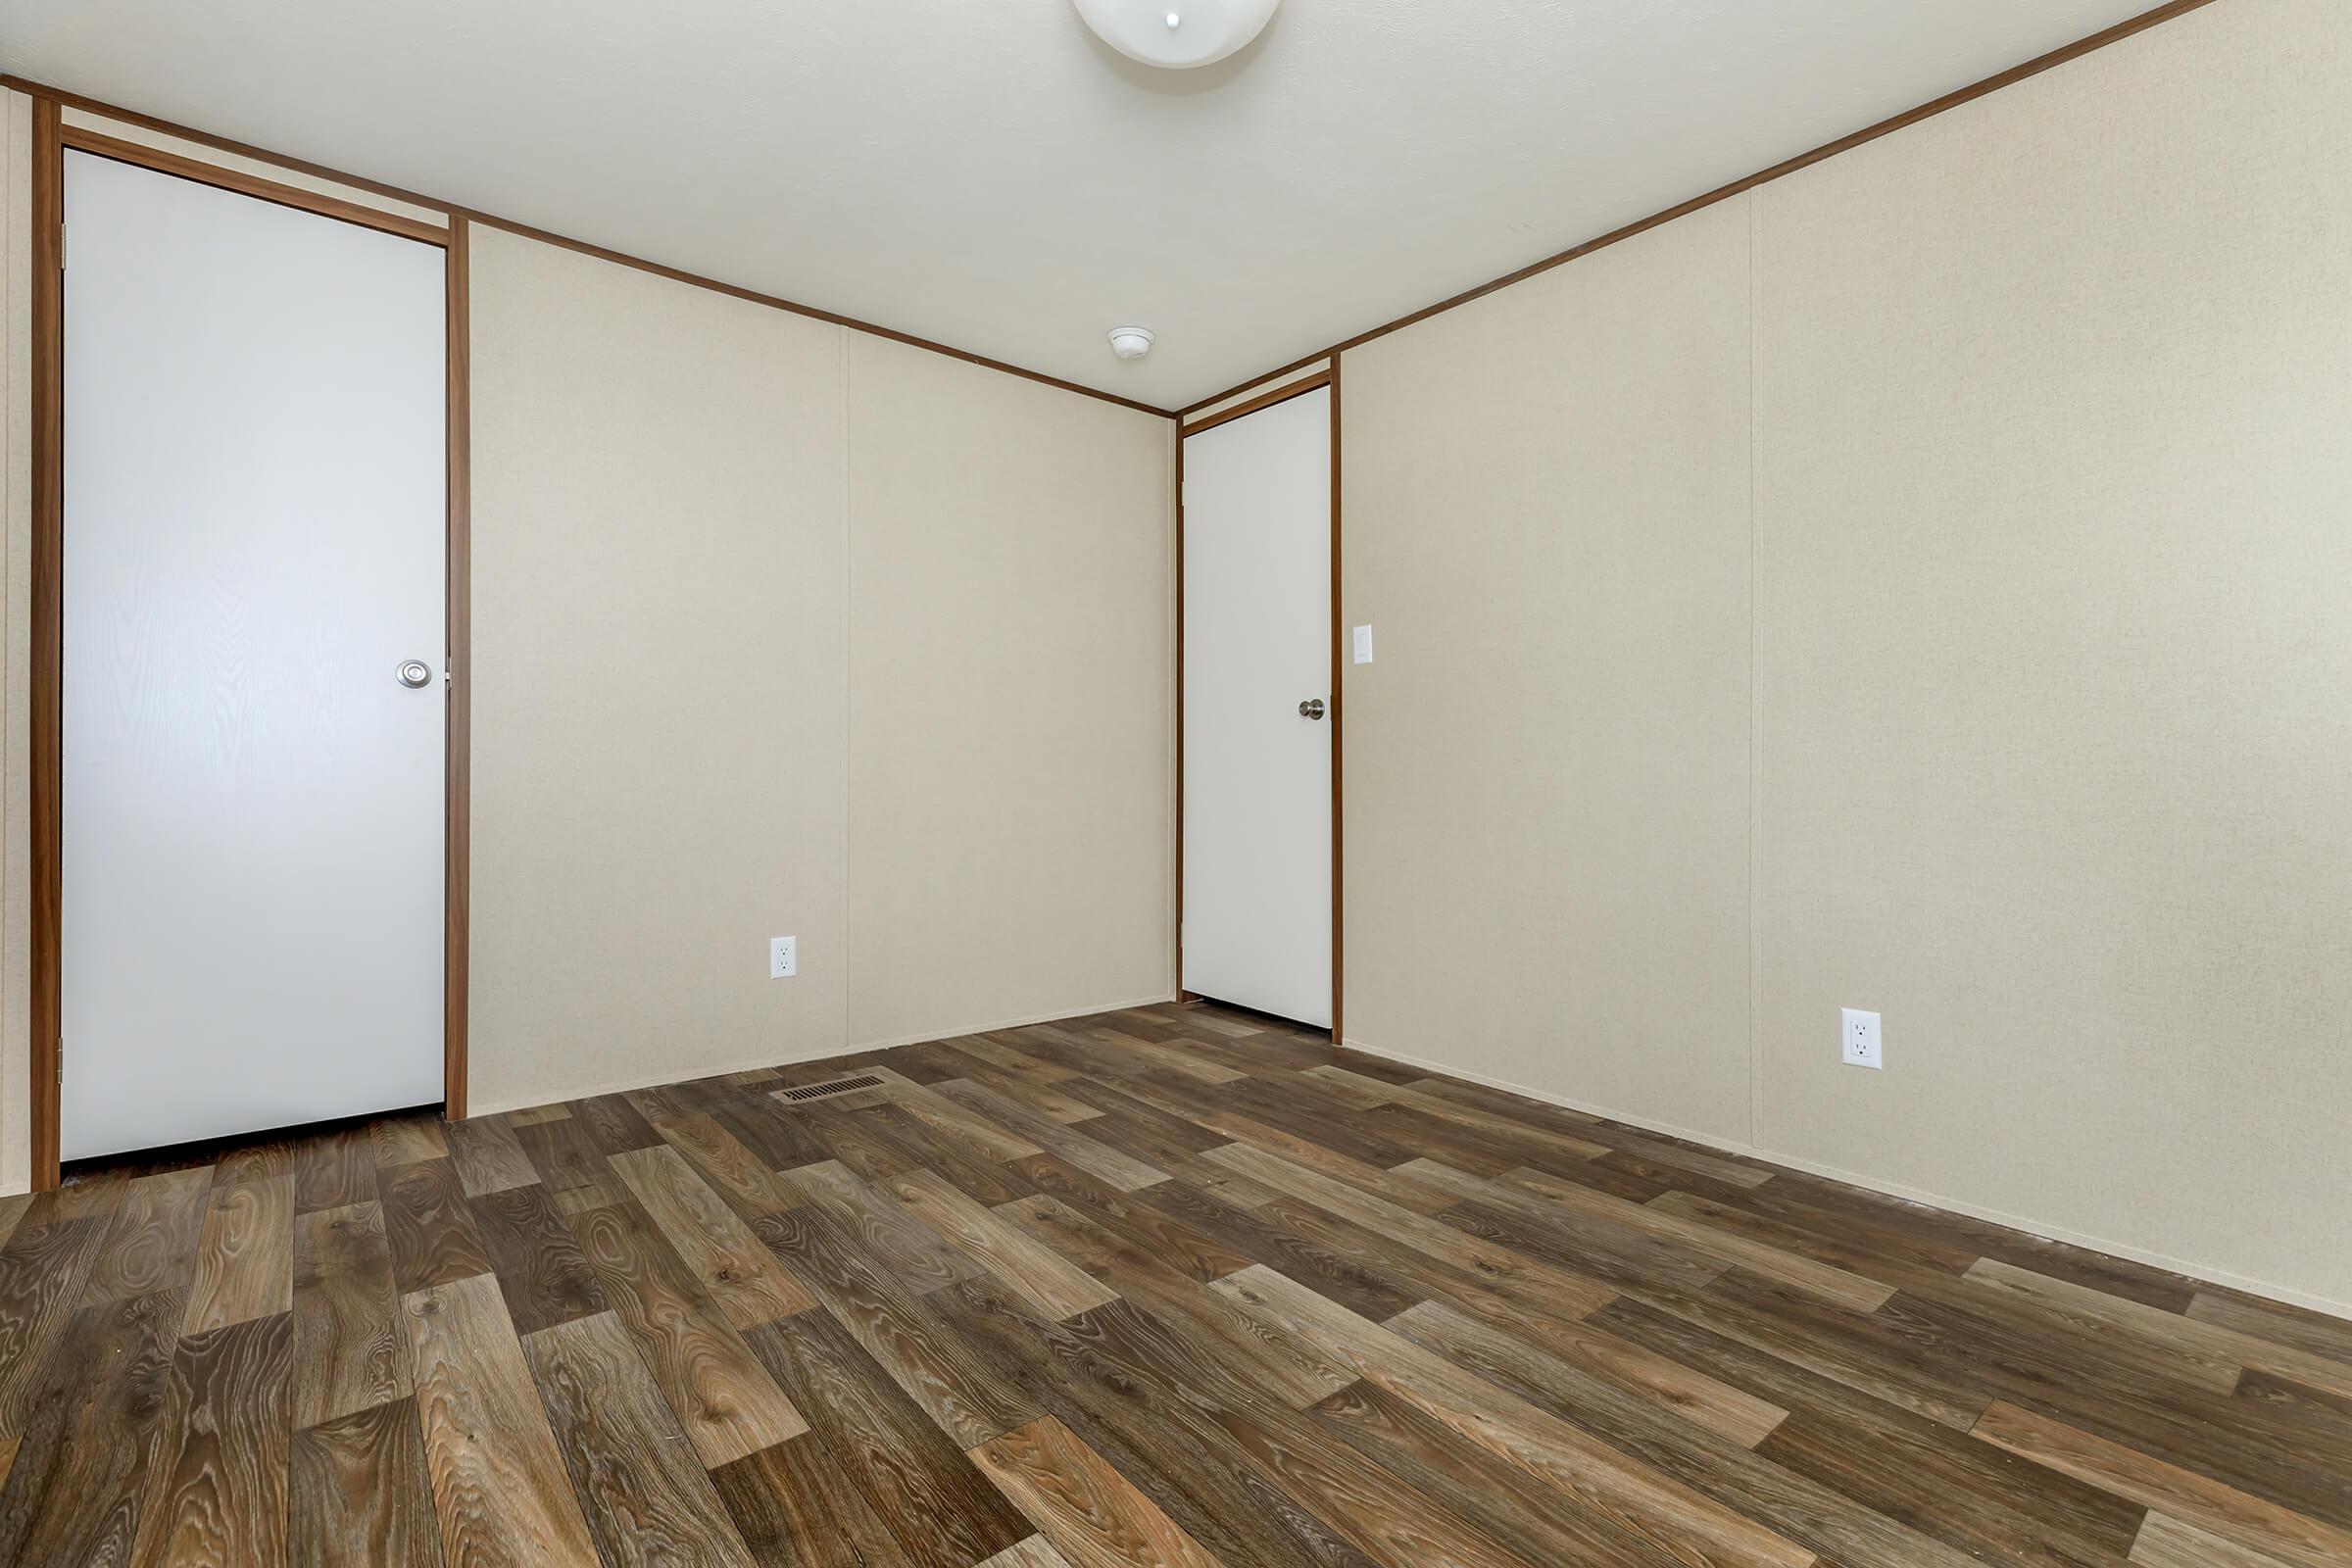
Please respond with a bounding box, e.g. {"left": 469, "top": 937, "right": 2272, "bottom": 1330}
{"left": 58, "top": 221, "right": 66, "bottom": 271}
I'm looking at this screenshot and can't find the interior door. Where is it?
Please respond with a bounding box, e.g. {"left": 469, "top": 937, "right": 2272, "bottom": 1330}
{"left": 1182, "top": 386, "right": 1333, "bottom": 1028}
{"left": 61, "top": 150, "right": 448, "bottom": 1161}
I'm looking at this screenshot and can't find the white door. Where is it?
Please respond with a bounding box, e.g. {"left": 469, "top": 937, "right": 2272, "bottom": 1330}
{"left": 1182, "top": 387, "right": 1333, "bottom": 1028}
{"left": 62, "top": 151, "right": 448, "bottom": 1161}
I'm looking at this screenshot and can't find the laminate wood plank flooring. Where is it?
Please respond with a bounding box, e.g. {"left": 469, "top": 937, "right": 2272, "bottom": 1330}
{"left": 0, "top": 999, "right": 2344, "bottom": 1565}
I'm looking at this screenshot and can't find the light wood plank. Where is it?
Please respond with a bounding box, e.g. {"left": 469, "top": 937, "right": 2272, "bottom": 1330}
{"left": 654, "top": 1112, "right": 803, "bottom": 1216}
{"left": 1966, "top": 1258, "right": 2345, "bottom": 1398}
{"left": 1211, "top": 1264, "right": 1815, "bottom": 1568}
{"left": 402, "top": 1272, "right": 600, "bottom": 1568}
{"left": 444, "top": 1117, "right": 540, "bottom": 1198}
{"left": 182, "top": 1174, "right": 294, "bottom": 1335}
{"left": 1492, "top": 1163, "right": 1893, "bottom": 1312}
{"left": 933, "top": 1079, "right": 1169, "bottom": 1192}
{"left": 2132, "top": 1512, "right": 2300, "bottom": 1568}
{"left": 1971, "top": 1400, "right": 2352, "bottom": 1568}
{"left": 1202, "top": 1143, "right": 1614, "bottom": 1317}
{"left": 1390, "top": 1296, "right": 1788, "bottom": 1448}
{"left": 885, "top": 1168, "right": 1117, "bottom": 1321}
{"left": 566, "top": 1200, "right": 809, "bottom": 1465}
{"left": 521, "top": 1309, "right": 759, "bottom": 1568}
{"left": 609, "top": 1145, "right": 813, "bottom": 1328}
{"left": 970, "top": 1414, "right": 1229, "bottom": 1568}
{"left": 980, "top": 1539, "right": 1082, "bottom": 1568}
{"left": 291, "top": 1201, "right": 411, "bottom": 1427}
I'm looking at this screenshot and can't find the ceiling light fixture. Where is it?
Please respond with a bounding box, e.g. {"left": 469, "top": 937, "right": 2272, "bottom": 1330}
{"left": 1073, "top": 0, "right": 1282, "bottom": 69}
{"left": 1107, "top": 326, "right": 1156, "bottom": 361}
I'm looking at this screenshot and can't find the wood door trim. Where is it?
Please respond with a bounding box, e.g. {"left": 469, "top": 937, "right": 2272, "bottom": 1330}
{"left": 444, "top": 218, "right": 473, "bottom": 1122}
{"left": 1174, "top": 0, "right": 2227, "bottom": 418}
{"left": 61, "top": 124, "right": 450, "bottom": 246}
{"left": 26, "top": 133, "right": 473, "bottom": 1189}
{"left": 1179, "top": 368, "right": 1333, "bottom": 438}
{"left": 1327, "top": 357, "right": 1344, "bottom": 1045}
{"left": 1176, "top": 376, "right": 1344, "bottom": 1041}
{"left": 4, "top": 75, "right": 1179, "bottom": 421}
{"left": 28, "top": 98, "right": 64, "bottom": 1188}
{"left": 1173, "top": 425, "right": 1186, "bottom": 999}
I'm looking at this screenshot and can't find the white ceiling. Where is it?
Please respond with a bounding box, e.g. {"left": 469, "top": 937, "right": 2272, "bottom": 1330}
{"left": 2, "top": 0, "right": 2165, "bottom": 410}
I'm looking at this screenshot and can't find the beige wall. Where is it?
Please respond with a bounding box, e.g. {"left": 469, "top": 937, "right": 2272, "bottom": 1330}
{"left": 846, "top": 335, "right": 1174, "bottom": 1048}
{"left": 1342, "top": 0, "right": 2352, "bottom": 1313}
{"left": 1751, "top": 0, "right": 2352, "bottom": 1309}
{"left": 1342, "top": 195, "right": 1755, "bottom": 1147}
{"left": 466, "top": 228, "right": 854, "bottom": 1112}
{"left": 0, "top": 196, "right": 1175, "bottom": 1170}
{"left": 466, "top": 229, "right": 1177, "bottom": 1111}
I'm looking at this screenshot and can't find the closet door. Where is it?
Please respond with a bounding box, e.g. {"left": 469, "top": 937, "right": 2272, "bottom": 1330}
{"left": 62, "top": 150, "right": 447, "bottom": 1160}
{"left": 1182, "top": 386, "right": 1333, "bottom": 1028}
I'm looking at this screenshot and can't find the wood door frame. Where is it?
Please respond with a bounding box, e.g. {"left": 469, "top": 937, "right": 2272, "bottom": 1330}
{"left": 1175, "top": 364, "right": 1343, "bottom": 1041}
{"left": 26, "top": 115, "right": 472, "bottom": 1190}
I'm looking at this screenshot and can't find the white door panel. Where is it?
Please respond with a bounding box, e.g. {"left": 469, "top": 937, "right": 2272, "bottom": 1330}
{"left": 62, "top": 152, "right": 447, "bottom": 1160}
{"left": 1182, "top": 387, "right": 1332, "bottom": 1028}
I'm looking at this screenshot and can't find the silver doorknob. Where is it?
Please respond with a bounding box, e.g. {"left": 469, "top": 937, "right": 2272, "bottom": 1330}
{"left": 397, "top": 660, "right": 434, "bottom": 689}
{"left": 1298, "top": 698, "right": 1326, "bottom": 720}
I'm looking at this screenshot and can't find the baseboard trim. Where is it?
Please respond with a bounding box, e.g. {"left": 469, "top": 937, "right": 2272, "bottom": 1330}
{"left": 466, "top": 1043, "right": 856, "bottom": 1120}
{"left": 1339, "top": 1034, "right": 2352, "bottom": 1325}
{"left": 849, "top": 994, "right": 1181, "bottom": 1054}
{"left": 466, "top": 994, "right": 1182, "bottom": 1121}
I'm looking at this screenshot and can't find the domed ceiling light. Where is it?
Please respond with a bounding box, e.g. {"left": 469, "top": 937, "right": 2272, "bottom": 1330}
{"left": 1073, "top": 0, "right": 1282, "bottom": 69}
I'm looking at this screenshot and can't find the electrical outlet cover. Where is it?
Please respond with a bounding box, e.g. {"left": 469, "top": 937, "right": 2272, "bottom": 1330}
{"left": 769, "top": 936, "right": 798, "bottom": 980}
{"left": 1841, "top": 1007, "right": 1882, "bottom": 1069}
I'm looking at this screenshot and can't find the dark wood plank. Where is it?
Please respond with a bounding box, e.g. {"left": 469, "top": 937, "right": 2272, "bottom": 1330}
{"left": 0, "top": 1287, "right": 183, "bottom": 1568}
{"left": 520, "top": 1309, "right": 759, "bottom": 1568}
{"left": 0, "top": 999, "right": 2341, "bottom": 1568}
{"left": 293, "top": 1127, "right": 379, "bottom": 1214}
{"left": 709, "top": 1435, "right": 918, "bottom": 1568}
{"left": 752, "top": 1202, "right": 1035, "bottom": 1449}
{"left": 288, "top": 1397, "right": 440, "bottom": 1568}
{"left": 515, "top": 1113, "right": 617, "bottom": 1194}
{"left": 743, "top": 1307, "right": 1030, "bottom": 1568}
{"left": 466, "top": 1182, "right": 610, "bottom": 1335}
{"left": 80, "top": 1165, "right": 214, "bottom": 1306}
{"left": 127, "top": 1309, "right": 297, "bottom": 1568}
{"left": 378, "top": 1158, "right": 494, "bottom": 1294}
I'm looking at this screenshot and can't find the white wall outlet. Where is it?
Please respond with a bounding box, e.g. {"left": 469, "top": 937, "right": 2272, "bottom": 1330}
{"left": 1352, "top": 624, "right": 1375, "bottom": 664}
{"left": 1841, "top": 1007, "right": 1882, "bottom": 1069}
{"left": 769, "top": 936, "right": 798, "bottom": 980}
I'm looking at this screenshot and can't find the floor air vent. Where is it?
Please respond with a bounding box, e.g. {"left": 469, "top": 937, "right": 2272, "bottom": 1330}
{"left": 776, "top": 1074, "right": 884, "bottom": 1102}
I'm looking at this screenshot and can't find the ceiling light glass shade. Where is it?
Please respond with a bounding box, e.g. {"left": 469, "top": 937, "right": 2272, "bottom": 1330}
{"left": 1073, "top": 0, "right": 1282, "bottom": 69}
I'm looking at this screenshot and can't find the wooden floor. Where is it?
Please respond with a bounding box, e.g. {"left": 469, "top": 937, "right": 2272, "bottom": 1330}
{"left": 0, "top": 1002, "right": 2347, "bottom": 1567}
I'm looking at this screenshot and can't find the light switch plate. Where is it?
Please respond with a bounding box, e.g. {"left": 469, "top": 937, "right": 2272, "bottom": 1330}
{"left": 769, "top": 936, "right": 798, "bottom": 980}
{"left": 1352, "top": 624, "right": 1374, "bottom": 664}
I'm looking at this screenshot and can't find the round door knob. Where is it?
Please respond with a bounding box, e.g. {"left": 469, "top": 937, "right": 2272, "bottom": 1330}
{"left": 1298, "top": 698, "right": 1326, "bottom": 720}
{"left": 397, "top": 660, "right": 434, "bottom": 689}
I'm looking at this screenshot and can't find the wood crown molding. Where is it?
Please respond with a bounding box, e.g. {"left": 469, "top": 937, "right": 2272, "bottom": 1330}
{"left": 1177, "top": 0, "right": 2229, "bottom": 417}
{"left": 2, "top": 74, "right": 1178, "bottom": 420}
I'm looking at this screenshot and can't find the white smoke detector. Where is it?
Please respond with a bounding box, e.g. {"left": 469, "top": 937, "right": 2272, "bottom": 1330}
{"left": 1073, "top": 0, "right": 1282, "bottom": 70}
{"left": 1107, "top": 326, "right": 1156, "bottom": 362}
